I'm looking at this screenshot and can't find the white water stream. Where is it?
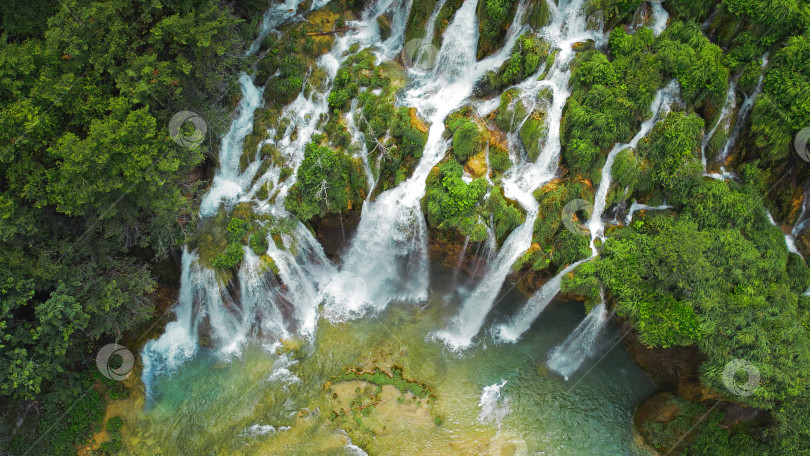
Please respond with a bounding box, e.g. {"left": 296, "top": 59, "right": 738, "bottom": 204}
{"left": 546, "top": 300, "right": 608, "bottom": 380}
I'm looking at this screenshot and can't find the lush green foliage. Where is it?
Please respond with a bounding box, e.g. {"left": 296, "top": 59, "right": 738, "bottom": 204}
{"left": 451, "top": 119, "right": 486, "bottom": 163}
{"left": 655, "top": 22, "right": 730, "bottom": 112}
{"left": 0, "top": 0, "right": 244, "bottom": 404}
{"left": 562, "top": 178, "right": 810, "bottom": 419}
{"left": 475, "top": 34, "right": 550, "bottom": 96}
{"left": 514, "top": 178, "right": 594, "bottom": 274}
{"left": 477, "top": 0, "right": 520, "bottom": 59}
{"left": 633, "top": 111, "right": 705, "bottom": 204}
{"left": 212, "top": 242, "right": 246, "bottom": 269}
{"left": 285, "top": 143, "right": 368, "bottom": 220}
{"left": 562, "top": 27, "right": 662, "bottom": 175}
{"left": 423, "top": 161, "right": 489, "bottom": 240}
{"left": 585, "top": 0, "right": 644, "bottom": 28}
{"left": 6, "top": 370, "right": 106, "bottom": 455}
{"left": 486, "top": 187, "right": 526, "bottom": 241}
{"left": 333, "top": 367, "right": 433, "bottom": 399}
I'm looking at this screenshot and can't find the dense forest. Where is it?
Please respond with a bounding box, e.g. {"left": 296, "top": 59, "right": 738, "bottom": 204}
{"left": 1, "top": 0, "right": 809, "bottom": 454}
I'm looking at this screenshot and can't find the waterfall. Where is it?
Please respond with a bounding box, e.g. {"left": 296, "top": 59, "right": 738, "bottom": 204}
{"left": 433, "top": 0, "right": 603, "bottom": 351}
{"left": 587, "top": 80, "right": 679, "bottom": 250}
{"left": 477, "top": 380, "right": 511, "bottom": 425}
{"left": 323, "top": 0, "right": 527, "bottom": 322}
{"left": 494, "top": 258, "right": 589, "bottom": 343}
{"left": 624, "top": 201, "right": 672, "bottom": 225}
{"left": 247, "top": 0, "right": 306, "bottom": 56}
{"left": 491, "top": 82, "right": 678, "bottom": 345}
{"left": 412, "top": 0, "right": 448, "bottom": 68}
{"left": 546, "top": 301, "right": 608, "bottom": 380}
{"left": 717, "top": 54, "right": 769, "bottom": 162}
{"left": 200, "top": 74, "right": 265, "bottom": 216}
{"left": 793, "top": 192, "right": 810, "bottom": 238}
{"left": 143, "top": 0, "right": 406, "bottom": 390}
{"left": 701, "top": 80, "right": 737, "bottom": 171}
{"left": 650, "top": 1, "right": 669, "bottom": 36}
{"left": 767, "top": 212, "right": 803, "bottom": 258}
{"left": 140, "top": 250, "right": 202, "bottom": 401}
{"left": 432, "top": 202, "right": 538, "bottom": 350}
{"left": 346, "top": 99, "right": 377, "bottom": 197}
{"left": 238, "top": 249, "right": 289, "bottom": 341}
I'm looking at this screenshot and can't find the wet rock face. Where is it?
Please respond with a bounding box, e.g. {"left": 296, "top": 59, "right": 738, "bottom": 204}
{"left": 427, "top": 229, "right": 491, "bottom": 278}
{"left": 621, "top": 324, "right": 704, "bottom": 394}
{"left": 312, "top": 210, "right": 362, "bottom": 261}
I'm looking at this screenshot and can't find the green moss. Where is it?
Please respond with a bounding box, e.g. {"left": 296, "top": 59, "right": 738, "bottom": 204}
{"left": 452, "top": 120, "right": 485, "bottom": 162}
{"left": 654, "top": 21, "right": 729, "bottom": 113}
{"left": 519, "top": 108, "right": 548, "bottom": 161}
{"left": 475, "top": 34, "right": 550, "bottom": 96}
{"left": 212, "top": 242, "right": 245, "bottom": 269}
{"left": 524, "top": 0, "right": 551, "bottom": 28}
{"left": 423, "top": 160, "right": 488, "bottom": 238}
{"left": 404, "top": 0, "right": 439, "bottom": 44}
{"left": 477, "top": 0, "right": 520, "bottom": 59}
{"left": 486, "top": 186, "right": 526, "bottom": 242}
{"left": 285, "top": 143, "right": 368, "bottom": 220}
{"left": 332, "top": 367, "right": 433, "bottom": 399}
{"left": 489, "top": 143, "right": 512, "bottom": 173}
{"left": 495, "top": 88, "right": 527, "bottom": 132}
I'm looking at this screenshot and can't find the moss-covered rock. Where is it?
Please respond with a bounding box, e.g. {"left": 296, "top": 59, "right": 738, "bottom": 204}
{"left": 404, "top": 0, "right": 439, "bottom": 44}
{"left": 476, "top": 0, "right": 520, "bottom": 59}
{"left": 524, "top": 0, "right": 551, "bottom": 28}
{"left": 452, "top": 119, "right": 485, "bottom": 162}
{"left": 465, "top": 151, "right": 488, "bottom": 178}
{"left": 494, "top": 88, "right": 527, "bottom": 132}
{"left": 474, "top": 34, "right": 550, "bottom": 97}
{"left": 377, "top": 14, "right": 393, "bottom": 41}
{"left": 285, "top": 143, "right": 368, "bottom": 220}
{"left": 519, "top": 90, "right": 551, "bottom": 161}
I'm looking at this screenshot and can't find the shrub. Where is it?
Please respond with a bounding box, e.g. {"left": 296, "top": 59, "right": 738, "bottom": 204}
{"left": 452, "top": 120, "right": 485, "bottom": 162}
{"left": 212, "top": 242, "right": 244, "bottom": 269}
{"left": 285, "top": 143, "right": 368, "bottom": 220}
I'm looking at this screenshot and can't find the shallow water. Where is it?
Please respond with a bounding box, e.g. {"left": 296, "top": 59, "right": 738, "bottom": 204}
{"left": 121, "top": 262, "right": 655, "bottom": 455}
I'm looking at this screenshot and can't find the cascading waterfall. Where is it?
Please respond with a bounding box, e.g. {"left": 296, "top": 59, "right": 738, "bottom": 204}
{"left": 346, "top": 99, "right": 378, "bottom": 197}
{"left": 767, "top": 212, "right": 803, "bottom": 258}
{"left": 433, "top": 200, "right": 538, "bottom": 350}
{"left": 141, "top": 251, "right": 210, "bottom": 398}
{"left": 650, "top": 0, "right": 669, "bottom": 36}
{"left": 143, "top": 0, "right": 407, "bottom": 393}
{"left": 587, "top": 80, "right": 680, "bottom": 250}
{"left": 492, "top": 81, "right": 678, "bottom": 345}
{"left": 323, "top": 0, "right": 527, "bottom": 322}
{"left": 434, "top": 0, "right": 603, "bottom": 351}
{"left": 247, "top": 0, "right": 306, "bottom": 56}
{"left": 717, "top": 54, "right": 769, "bottom": 163}
{"left": 624, "top": 201, "right": 672, "bottom": 225}
{"left": 546, "top": 300, "right": 608, "bottom": 380}
{"left": 199, "top": 74, "right": 266, "bottom": 216}
{"left": 412, "top": 0, "right": 448, "bottom": 67}
{"left": 701, "top": 80, "right": 737, "bottom": 171}
{"left": 494, "top": 258, "right": 589, "bottom": 342}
